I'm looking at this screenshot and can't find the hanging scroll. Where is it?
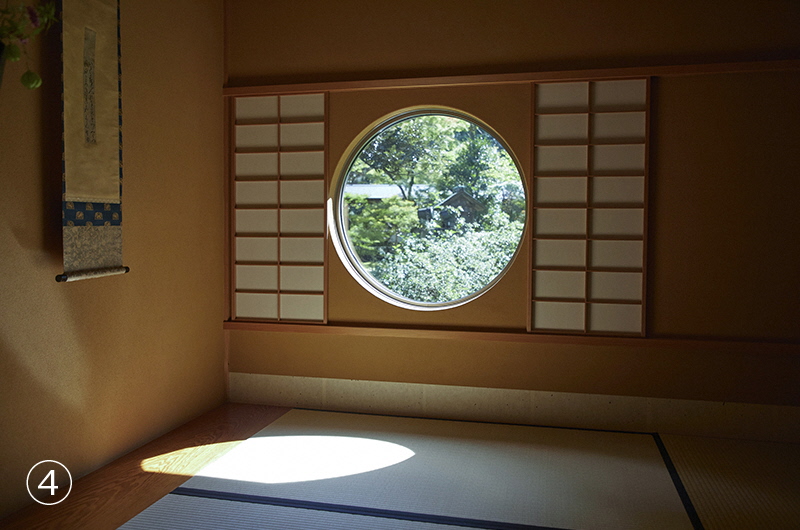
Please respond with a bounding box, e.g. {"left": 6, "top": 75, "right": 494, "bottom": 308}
{"left": 57, "top": 0, "right": 128, "bottom": 282}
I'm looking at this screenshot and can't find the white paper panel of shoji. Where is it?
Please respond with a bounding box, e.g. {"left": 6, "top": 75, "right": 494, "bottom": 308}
{"left": 592, "top": 112, "right": 646, "bottom": 143}
{"left": 235, "top": 292, "right": 278, "bottom": 319}
{"left": 280, "top": 294, "right": 324, "bottom": 321}
{"left": 281, "top": 237, "right": 325, "bottom": 263}
{"left": 280, "top": 94, "right": 325, "bottom": 121}
{"left": 535, "top": 114, "right": 588, "bottom": 143}
{"left": 533, "top": 301, "right": 585, "bottom": 331}
{"left": 589, "top": 272, "right": 643, "bottom": 301}
{"left": 236, "top": 96, "right": 278, "bottom": 123}
{"left": 589, "top": 303, "right": 642, "bottom": 333}
{"left": 534, "top": 271, "right": 586, "bottom": 299}
{"left": 236, "top": 209, "right": 278, "bottom": 234}
{"left": 235, "top": 124, "right": 278, "bottom": 151}
{"left": 589, "top": 240, "right": 643, "bottom": 269}
{"left": 535, "top": 177, "right": 587, "bottom": 205}
{"left": 236, "top": 181, "right": 277, "bottom": 207}
{"left": 280, "top": 209, "right": 324, "bottom": 234}
{"left": 280, "top": 266, "right": 324, "bottom": 292}
{"left": 235, "top": 152, "right": 278, "bottom": 179}
{"left": 535, "top": 146, "right": 588, "bottom": 174}
{"left": 280, "top": 180, "right": 325, "bottom": 205}
{"left": 591, "top": 177, "right": 645, "bottom": 205}
{"left": 235, "top": 265, "right": 278, "bottom": 291}
{"left": 591, "top": 144, "right": 645, "bottom": 173}
{"left": 534, "top": 240, "right": 586, "bottom": 268}
{"left": 591, "top": 80, "right": 647, "bottom": 111}
{"left": 531, "top": 78, "right": 647, "bottom": 337}
{"left": 536, "top": 82, "right": 589, "bottom": 112}
{"left": 236, "top": 237, "right": 277, "bottom": 262}
{"left": 280, "top": 151, "right": 325, "bottom": 177}
{"left": 535, "top": 209, "right": 587, "bottom": 237}
{"left": 280, "top": 123, "right": 325, "bottom": 149}
{"left": 591, "top": 209, "right": 644, "bottom": 238}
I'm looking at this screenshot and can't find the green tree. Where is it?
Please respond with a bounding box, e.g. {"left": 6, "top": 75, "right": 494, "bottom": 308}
{"left": 351, "top": 115, "right": 456, "bottom": 203}
{"left": 495, "top": 181, "right": 526, "bottom": 224}
{"left": 344, "top": 194, "right": 419, "bottom": 263}
{"left": 436, "top": 122, "right": 520, "bottom": 227}
{"left": 342, "top": 112, "right": 527, "bottom": 304}
{"left": 439, "top": 124, "right": 492, "bottom": 197}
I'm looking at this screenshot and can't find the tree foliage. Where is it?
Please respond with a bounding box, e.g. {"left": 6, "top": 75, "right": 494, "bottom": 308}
{"left": 439, "top": 123, "right": 517, "bottom": 209}
{"left": 342, "top": 113, "right": 526, "bottom": 303}
{"left": 370, "top": 212, "right": 524, "bottom": 303}
{"left": 351, "top": 115, "right": 453, "bottom": 202}
{"left": 344, "top": 194, "right": 418, "bottom": 263}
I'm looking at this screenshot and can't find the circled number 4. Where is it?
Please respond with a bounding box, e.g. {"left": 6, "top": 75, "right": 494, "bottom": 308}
{"left": 38, "top": 469, "right": 58, "bottom": 495}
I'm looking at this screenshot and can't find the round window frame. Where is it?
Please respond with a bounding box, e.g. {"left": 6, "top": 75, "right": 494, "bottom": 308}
{"left": 330, "top": 106, "right": 528, "bottom": 311}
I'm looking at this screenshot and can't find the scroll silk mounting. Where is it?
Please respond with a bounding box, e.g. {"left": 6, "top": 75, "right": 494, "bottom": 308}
{"left": 57, "top": 0, "right": 128, "bottom": 283}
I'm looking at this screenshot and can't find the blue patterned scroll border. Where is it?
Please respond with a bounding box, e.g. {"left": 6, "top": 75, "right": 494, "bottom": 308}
{"left": 62, "top": 201, "right": 122, "bottom": 226}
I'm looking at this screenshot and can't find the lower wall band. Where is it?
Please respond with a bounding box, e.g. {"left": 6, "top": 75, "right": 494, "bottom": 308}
{"left": 229, "top": 372, "right": 800, "bottom": 443}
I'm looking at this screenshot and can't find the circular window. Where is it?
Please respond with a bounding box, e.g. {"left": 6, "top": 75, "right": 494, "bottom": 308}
{"left": 331, "top": 108, "right": 527, "bottom": 310}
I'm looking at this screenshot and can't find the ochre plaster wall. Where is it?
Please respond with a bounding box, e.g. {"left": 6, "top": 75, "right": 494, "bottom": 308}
{"left": 0, "top": 0, "right": 225, "bottom": 518}
{"left": 648, "top": 71, "right": 800, "bottom": 340}
{"left": 225, "top": 0, "right": 800, "bottom": 86}
{"left": 224, "top": 1, "right": 799, "bottom": 408}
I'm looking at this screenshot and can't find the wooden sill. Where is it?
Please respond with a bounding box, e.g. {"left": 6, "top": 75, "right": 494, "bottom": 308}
{"left": 1, "top": 403, "right": 289, "bottom": 530}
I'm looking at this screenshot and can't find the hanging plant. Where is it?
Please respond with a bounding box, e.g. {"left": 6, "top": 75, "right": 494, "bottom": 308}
{"left": 1, "top": 1, "right": 57, "bottom": 89}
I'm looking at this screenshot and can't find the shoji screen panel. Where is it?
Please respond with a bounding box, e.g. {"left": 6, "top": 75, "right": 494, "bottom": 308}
{"left": 232, "top": 94, "right": 326, "bottom": 322}
{"left": 531, "top": 79, "right": 648, "bottom": 335}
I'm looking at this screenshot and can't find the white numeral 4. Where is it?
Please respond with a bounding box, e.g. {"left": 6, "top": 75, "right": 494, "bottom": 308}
{"left": 38, "top": 469, "right": 58, "bottom": 496}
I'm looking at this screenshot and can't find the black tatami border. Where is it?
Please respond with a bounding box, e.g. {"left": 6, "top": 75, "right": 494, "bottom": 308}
{"left": 653, "top": 434, "right": 705, "bottom": 530}
{"left": 172, "top": 487, "right": 566, "bottom": 530}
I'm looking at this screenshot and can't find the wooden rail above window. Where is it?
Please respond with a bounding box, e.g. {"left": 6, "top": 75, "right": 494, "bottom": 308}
{"left": 223, "top": 59, "right": 800, "bottom": 97}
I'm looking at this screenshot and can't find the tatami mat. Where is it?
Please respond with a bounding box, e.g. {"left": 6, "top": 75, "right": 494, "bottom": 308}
{"left": 660, "top": 434, "right": 800, "bottom": 530}
{"left": 119, "top": 494, "right": 491, "bottom": 530}
{"left": 123, "top": 409, "right": 696, "bottom": 529}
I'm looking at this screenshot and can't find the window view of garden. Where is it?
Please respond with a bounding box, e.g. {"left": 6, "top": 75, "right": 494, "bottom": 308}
{"left": 340, "top": 112, "right": 526, "bottom": 305}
